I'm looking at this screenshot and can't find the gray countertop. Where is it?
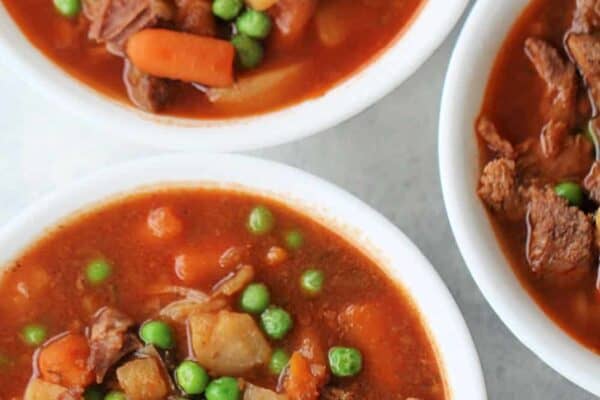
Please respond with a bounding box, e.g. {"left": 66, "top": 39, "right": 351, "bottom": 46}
{"left": 0, "top": 2, "right": 595, "bottom": 398}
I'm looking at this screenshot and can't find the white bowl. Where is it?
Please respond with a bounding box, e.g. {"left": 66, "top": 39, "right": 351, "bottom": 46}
{"left": 0, "top": 1, "right": 468, "bottom": 151}
{"left": 439, "top": 0, "right": 600, "bottom": 395}
{"left": 0, "top": 154, "right": 485, "bottom": 399}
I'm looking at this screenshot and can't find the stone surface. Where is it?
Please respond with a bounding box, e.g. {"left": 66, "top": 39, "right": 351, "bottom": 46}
{"left": 0, "top": 3, "right": 595, "bottom": 398}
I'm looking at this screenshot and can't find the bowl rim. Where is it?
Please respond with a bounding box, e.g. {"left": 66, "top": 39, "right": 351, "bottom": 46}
{"left": 0, "top": 0, "right": 469, "bottom": 151}
{"left": 0, "top": 153, "right": 486, "bottom": 399}
{"left": 439, "top": 0, "right": 600, "bottom": 395}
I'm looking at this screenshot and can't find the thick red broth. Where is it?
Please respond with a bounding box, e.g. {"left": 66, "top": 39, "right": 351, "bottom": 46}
{"left": 1, "top": 0, "right": 424, "bottom": 119}
{"left": 0, "top": 188, "right": 445, "bottom": 399}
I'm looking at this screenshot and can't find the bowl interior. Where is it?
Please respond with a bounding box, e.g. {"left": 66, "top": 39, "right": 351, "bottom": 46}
{"left": 0, "top": 154, "right": 485, "bottom": 399}
{"left": 439, "top": 0, "right": 600, "bottom": 395}
{"left": 0, "top": 0, "right": 468, "bottom": 151}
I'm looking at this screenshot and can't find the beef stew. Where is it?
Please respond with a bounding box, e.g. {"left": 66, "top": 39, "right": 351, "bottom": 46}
{"left": 1, "top": 0, "right": 423, "bottom": 118}
{"left": 477, "top": 0, "right": 600, "bottom": 352}
{"left": 0, "top": 188, "right": 445, "bottom": 399}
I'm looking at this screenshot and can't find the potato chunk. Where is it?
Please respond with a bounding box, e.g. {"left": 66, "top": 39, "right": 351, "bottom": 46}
{"left": 189, "top": 310, "right": 271, "bottom": 375}
{"left": 24, "top": 378, "right": 68, "bottom": 400}
{"left": 116, "top": 357, "right": 169, "bottom": 400}
{"left": 244, "top": 383, "right": 288, "bottom": 400}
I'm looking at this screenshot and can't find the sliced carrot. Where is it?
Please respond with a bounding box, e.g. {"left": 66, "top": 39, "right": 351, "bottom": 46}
{"left": 284, "top": 352, "right": 319, "bottom": 400}
{"left": 127, "top": 29, "right": 235, "bottom": 87}
{"left": 38, "top": 334, "right": 93, "bottom": 389}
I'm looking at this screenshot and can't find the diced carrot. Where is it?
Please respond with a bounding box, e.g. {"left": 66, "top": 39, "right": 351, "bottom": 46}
{"left": 147, "top": 206, "right": 183, "bottom": 239}
{"left": 174, "top": 243, "right": 238, "bottom": 287}
{"left": 284, "top": 352, "right": 319, "bottom": 400}
{"left": 338, "top": 303, "right": 402, "bottom": 390}
{"left": 38, "top": 334, "right": 93, "bottom": 389}
{"left": 269, "top": 0, "right": 317, "bottom": 49}
{"left": 127, "top": 29, "right": 235, "bottom": 87}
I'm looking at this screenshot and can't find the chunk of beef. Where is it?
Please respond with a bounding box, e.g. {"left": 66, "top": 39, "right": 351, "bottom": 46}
{"left": 567, "top": 33, "right": 600, "bottom": 112}
{"left": 478, "top": 158, "right": 525, "bottom": 220}
{"left": 517, "top": 135, "right": 594, "bottom": 183}
{"left": 525, "top": 38, "right": 577, "bottom": 156}
{"left": 526, "top": 187, "right": 593, "bottom": 284}
{"left": 585, "top": 161, "right": 600, "bottom": 202}
{"left": 84, "top": 0, "right": 173, "bottom": 55}
{"left": 477, "top": 117, "right": 515, "bottom": 159}
{"left": 174, "top": 0, "right": 215, "bottom": 35}
{"left": 87, "top": 307, "right": 141, "bottom": 383}
{"left": 572, "top": 0, "right": 600, "bottom": 33}
{"left": 124, "top": 60, "right": 173, "bottom": 112}
{"left": 319, "top": 387, "right": 354, "bottom": 400}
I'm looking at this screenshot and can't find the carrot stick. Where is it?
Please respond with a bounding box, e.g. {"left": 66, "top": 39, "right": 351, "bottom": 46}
{"left": 126, "top": 29, "right": 235, "bottom": 87}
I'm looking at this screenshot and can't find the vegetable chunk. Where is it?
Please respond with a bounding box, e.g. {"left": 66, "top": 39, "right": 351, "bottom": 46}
{"left": 38, "top": 333, "right": 93, "bottom": 389}
{"left": 189, "top": 310, "right": 271, "bottom": 375}
{"left": 24, "top": 379, "right": 69, "bottom": 400}
{"left": 127, "top": 29, "right": 235, "bottom": 87}
{"left": 244, "top": 383, "right": 288, "bottom": 400}
{"left": 116, "top": 357, "right": 169, "bottom": 400}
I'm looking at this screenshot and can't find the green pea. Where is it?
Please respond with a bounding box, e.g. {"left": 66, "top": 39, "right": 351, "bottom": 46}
{"left": 300, "top": 269, "right": 324, "bottom": 295}
{"left": 86, "top": 258, "right": 112, "bottom": 285}
{"left": 240, "top": 283, "right": 270, "bottom": 314}
{"left": 212, "top": 0, "right": 243, "bottom": 20}
{"left": 205, "top": 376, "right": 241, "bottom": 400}
{"left": 284, "top": 230, "right": 304, "bottom": 250}
{"left": 139, "top": 320, "right": 174, "bottom": 349}
{"left": 53, "top": 0, "right": 80, "bottom": 17}
{"left": 84, "top": 386, "right": 104, "bottom": 400}
{"left": 232, "top": 35, "right": 264, "bottom": 70}
{"left": 21, "top": 324, "right": 47, "bottom": 346}
{"left": 260, "top": 307, "right": 293, "bottom": 340}
{"left": 554, "top": 182, "right": 584, "bottom": 207}
{"left": 236, "top": 9, "right": 272, "bottom": 39}
{"left": 247, "top": 205, "right": 274, "bottom": 234}
{"left": 104, "top": 391, "right": 127, "bottom": 400}
{"left": 328, "top": 347, "right": 362, "bottom": 377}
{"left": 175, "top": 360, "right": 209, "bottom": 395}
{"left": 268, "top": 348, "right": 290, "bottom": 374}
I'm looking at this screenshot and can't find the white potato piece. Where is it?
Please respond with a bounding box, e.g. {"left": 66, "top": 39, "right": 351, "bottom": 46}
{"left": 189, "top": 310, "right": 271, "bottom": 375}
{"left": 116, "top": 357, "right": 169, "bottom": 400}
{"left": 244, "top": 383, "right": 289, "bottom": 400}
{"left": 245, "top": 0, "right": 278, "bottom": 11}
{"left": 207, "top": 64, "right": 304, "bottom": 107}
{"left": 24, "top": 379, "right": 68, "bottom": 400}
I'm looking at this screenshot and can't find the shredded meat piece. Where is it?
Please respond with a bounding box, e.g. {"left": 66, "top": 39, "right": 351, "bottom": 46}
{"left": 478, "top": 158, "right": 526, "bottom": 220}
{"left": 526, "top": 187, "right": 594, "bottom": 284}
{"left": 212, "top": 264, "right": 255, "bottom": 297}
{"left": 477, "top": 117, "right": 515, "bottom": 159}
{"left": 525, "top": 38, "right": 577, "bottom": 156}
{"left": 123, "top": 60, "right": 173, "bottom": 112}
{"left": 571, "top": 0, "right": 600, "bottom": 33}
{"left": 319, "top": 387, "right": 354, "bottom": 400}
{"left": 517, "top": 135, "right": 594, "bottom": 183}
{"left": 567, "top": 33, "right": 600, "bottom": 112}
{"left": 84, "top": 0, "right": 173, "bottom": 55}
{"left": 174, "top": 0, "right": 215, "bottom": 35}
{"left": 585, "top": 161, "right": 600, "bottom": 202}
{"left": 87, "top": 307, "right": 141, "bottom": 383}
